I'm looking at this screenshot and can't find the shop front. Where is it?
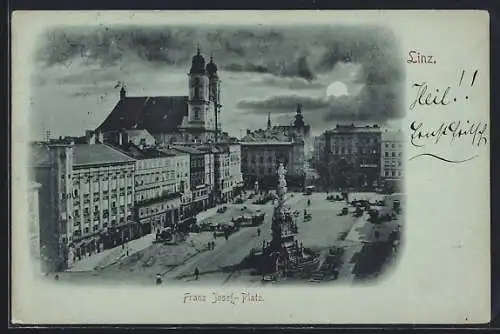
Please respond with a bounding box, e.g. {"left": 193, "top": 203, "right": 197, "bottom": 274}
{"left": 136, "top": 193, "right": 182, "bottom": 235}
{"left": 69, "top": 234, "right": 104, "bottom": 263}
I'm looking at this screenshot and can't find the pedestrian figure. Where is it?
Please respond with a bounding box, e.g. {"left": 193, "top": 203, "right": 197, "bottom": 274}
{"left": 211, "top": 241, "right": 215, "bottom": 249}
{"left": 225, "top": 234, "right": 229, "bottom": 241}
{"left": 208, "top": 241, "right": 211, "bottom": 250}
{"left": 54, "top": 274, "right": 59, "bottom": 281}
{"left": 126, "top": 249, "right": 129, "bottom": 256}
{"left": 194, "top": 267, "right": 200, "bottom": 280}
{"left": 257, "top": 228, "right": 261, "bottom": 236}
{"left": 213, "top": 231, "right": 217, "bottom": 239}
{"left": 156, "top": 273, "right": 162, "bottom": 285}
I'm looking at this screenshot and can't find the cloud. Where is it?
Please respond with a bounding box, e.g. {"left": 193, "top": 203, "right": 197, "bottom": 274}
{"left": 237, "top": 95, "right": 330, "bottom": 113}
{"left": 248, "top": 74, "right": 325, "bottom": 90}
{"left": 237, "top": 82, "right": 404, "bottom": 125}
{"left": 35, "top": 25, "right": 403, "bottom": 83}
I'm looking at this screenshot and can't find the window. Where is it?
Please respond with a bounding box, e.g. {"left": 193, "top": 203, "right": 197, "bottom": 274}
{"left": 392, "top": 152, "right": 396, "bottom": 157}
{"left": 385, "top": 152, "right": 389, "bottom": 157}
{"left": 260, "top": 157, "right": 264, "bottom": 164}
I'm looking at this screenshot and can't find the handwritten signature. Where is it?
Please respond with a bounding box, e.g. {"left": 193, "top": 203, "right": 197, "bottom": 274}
{"left": 409, "top": 120, "right": 488, "bottom": 148}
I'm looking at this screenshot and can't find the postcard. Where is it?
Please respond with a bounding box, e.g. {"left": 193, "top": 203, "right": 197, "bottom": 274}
{"left": 11, "top": 10, "right": 490, "bottom": 324}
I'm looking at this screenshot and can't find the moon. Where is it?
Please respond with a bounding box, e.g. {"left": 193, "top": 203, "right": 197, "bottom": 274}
{"left": 326, "top": 81, "right": 349, "bottom": 98}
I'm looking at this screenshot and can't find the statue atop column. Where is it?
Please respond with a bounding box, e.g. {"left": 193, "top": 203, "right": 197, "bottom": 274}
{"left": 270, "top": 163, "right": 288, "bottom": 251}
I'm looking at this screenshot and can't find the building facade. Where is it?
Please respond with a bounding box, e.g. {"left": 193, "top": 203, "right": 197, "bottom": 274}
{"left": 241, "top": 141, "right": 305, "bottom": 190}
{"left": 113, "top": 143, "right": 186, "bottom": 235}
{"left": 322, "top": 124, "right": 382, "bottom": 190}
{"left": 313, "top": 134, "right": 326, "bottom": 162}
{"left": 172, "top": 145, "right": 214, "bottom": 217}
{"left": 28, "top": 181, "right": 42, "bottom": 274}
{"left": 31, "top": 142, "right": 136, "bottom": 271}
{"left": 200, "top": 143, "right": 244, "bottom": 204}
{"left": 381, "top": 130, "right": 404, "bottom": 191}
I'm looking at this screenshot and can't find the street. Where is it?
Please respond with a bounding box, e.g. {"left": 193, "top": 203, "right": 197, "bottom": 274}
{"left": 54, "top": 191, "right": 400, "bottom": 286}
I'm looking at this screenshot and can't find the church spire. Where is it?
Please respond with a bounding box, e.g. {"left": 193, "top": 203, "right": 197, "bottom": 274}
{"left": 190, "top": 45, "right": 206, "bottom": 75}
{"left": 267, "top": 112, "right": 272, "bottom": 130}
{"left": 294, "top": 104, "right": 305, "bottom": 129}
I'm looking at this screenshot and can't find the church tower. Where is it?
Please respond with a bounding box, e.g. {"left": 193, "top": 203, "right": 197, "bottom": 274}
{"left": 187, "top": 47, "right": 215, "bottom": 135}
{"left": 206, "top": 54, "right": 221, "bottom": 141}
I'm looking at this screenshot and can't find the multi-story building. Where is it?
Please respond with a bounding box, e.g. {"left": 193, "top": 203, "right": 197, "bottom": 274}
{"left": 111, "top": 142, "right": 188, "bottom": 235}
{"left": 199, "top": 142, "right": 244, "bottom": 204}
{"left": 28, "top": 181, "right": 42, "bottom": 274}
{"left": 240, "top": 105, "right": 308, "bottom": 191}
{"left": 172, "top": 145, "right": 214, "bottom": 216}
{"left": 31, "top": 141, "right": 136, "bottom": 271}
{"left": 381, "top": 130, "right": 404, "bottom": 190}
{"left": 240, "top": 141, "right": 305, "bottom": 190}
{"left": 313, "top": 134, "right": 326, "bottom": 162}
{"left": 227, "top": 143, "right": 244, "bottom": 197}
{"left": 322, "top": 124, "right": 382, "bottom": 190}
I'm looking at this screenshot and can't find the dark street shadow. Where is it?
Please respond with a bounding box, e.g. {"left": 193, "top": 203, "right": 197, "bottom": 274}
{"left": 351, "top": 241, "right": 395, "bottom": 280}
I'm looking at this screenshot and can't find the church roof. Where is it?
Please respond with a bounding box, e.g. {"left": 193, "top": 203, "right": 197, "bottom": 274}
{"left": 97, "top": 96, "right": 188, "bottom": 135}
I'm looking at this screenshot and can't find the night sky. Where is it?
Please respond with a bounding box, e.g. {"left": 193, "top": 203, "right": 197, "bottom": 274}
{"left": 31, "top": 24, "right": 404, "bottom": 139}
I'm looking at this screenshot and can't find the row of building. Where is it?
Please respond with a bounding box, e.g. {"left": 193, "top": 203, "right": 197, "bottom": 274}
{"left": 312, "top": 124, "right": 404, "bottom": 191}
{"left": 29, "top": 134, "right": 244, "bottom": 272}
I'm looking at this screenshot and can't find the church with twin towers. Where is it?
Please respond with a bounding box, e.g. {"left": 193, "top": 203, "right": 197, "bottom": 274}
{"left": 97, "top": 47, "right": 229, "bottom": 145}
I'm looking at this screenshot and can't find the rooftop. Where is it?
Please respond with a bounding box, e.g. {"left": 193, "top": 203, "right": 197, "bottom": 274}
{"left": 382, "top": 130, "right": 405, "bottom": 142}
{"left": 96, "top": 96, "right": 189, "bottom": 134}
{"left": 107, "top": 142, "right": 178, "bottom": 160}
{"left": 73, "top": 144, "right": 136, "bottom": 166}
{"left": 325, "top": 124, "right": 382, "bottom": 134}
{"left": 170, "top": 145, "right": 207, "bottom": 155}
{"left": 240, "top": 141, "right": 294, "bottom": 146}
{"left": 29, "top": 143, "right": 136, "bottom": 167}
